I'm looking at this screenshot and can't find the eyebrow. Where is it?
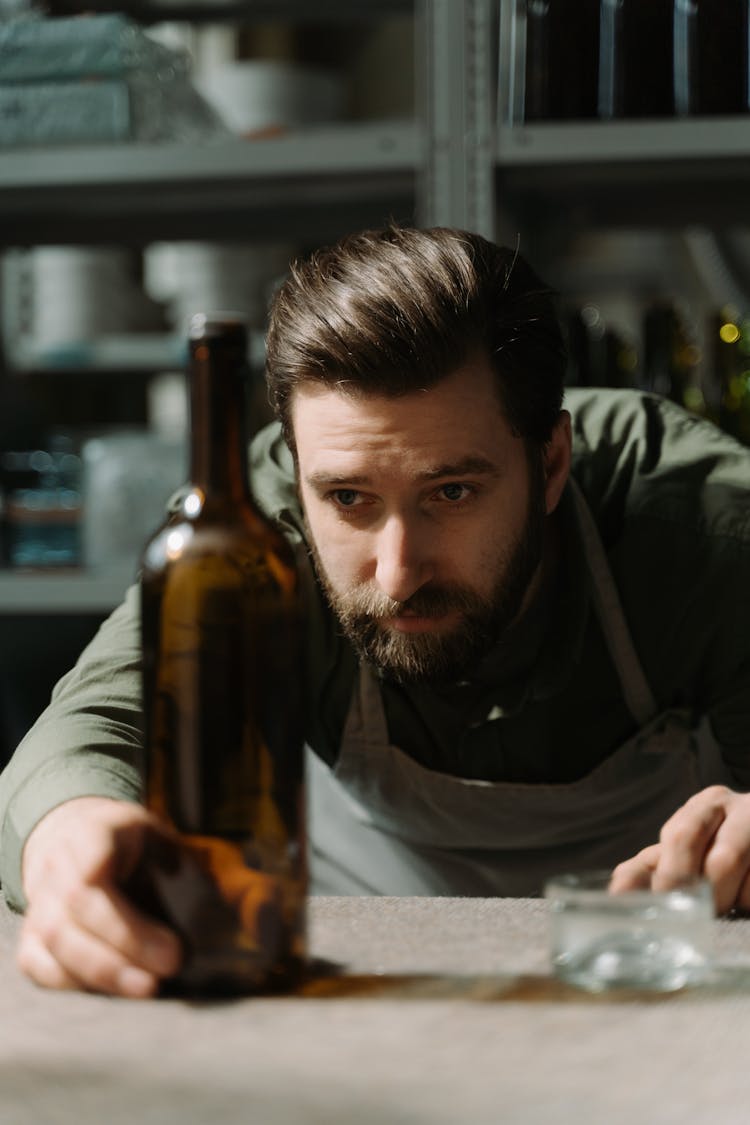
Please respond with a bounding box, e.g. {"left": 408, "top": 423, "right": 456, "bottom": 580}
{"left": 420, "top": 456, "right": 500, "bottom": 481}
{"left": 305, "top": 456, "right": 500, "bottom": 490}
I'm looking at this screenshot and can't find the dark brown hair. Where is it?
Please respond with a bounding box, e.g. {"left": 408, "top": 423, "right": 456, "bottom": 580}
{"left": 265, "top": 226, "right": 566, "bottom": 449}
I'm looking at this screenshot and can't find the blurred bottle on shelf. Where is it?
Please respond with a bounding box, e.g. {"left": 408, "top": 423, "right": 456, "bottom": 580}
{"left": 515, "top": 0, "right": 750, "bottom": 122}
{"left": 711, "top": 306, "right": 750, "bottom": 444}
{"left": 566, "top": 296, "right": 713, "bottom": 419}
{"left": 674, "top": 0, "right": 750, "bottom": 116}
{"left": 642, "top": 299, "right": 706, "bottom": 416}
{"left": 598, "top": 0, "right": 674, "bottom": 118}
{"left": 565, "top": 304, "right": 638, "bottom": 388}
{"left": 523, "top": 0, "right": 600, "bottom": 121}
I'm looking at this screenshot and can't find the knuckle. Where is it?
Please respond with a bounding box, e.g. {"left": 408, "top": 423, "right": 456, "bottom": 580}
{"left": 28, "top": 903, "right": 65, "bottom": 951}
{"left": 705, "top": 841, "right": 745, "bottom": 881}
{"left": 63, "top": 879, "right": 92, "bottom": 918}
{"left": 16, "top": 934, "right": 36, "bottom": 977}
{"left": 698, "top": 785, "right": 731, "bottom": 804}
{"left": 83, "top": 961, "right": 123, "bottom": 995}
{"left": 659, "top": 818, "right": 695, "bottom": 850}
{"left": 16, "top": 925, "right": 71, "bottom": 990}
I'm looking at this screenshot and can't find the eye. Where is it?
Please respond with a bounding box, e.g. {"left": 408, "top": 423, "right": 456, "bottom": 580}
{"left": 435, "top": 482, "right": 473, "bottom": 503}
{"left": 331, "top": 489, "right": 363, "bottom": 509}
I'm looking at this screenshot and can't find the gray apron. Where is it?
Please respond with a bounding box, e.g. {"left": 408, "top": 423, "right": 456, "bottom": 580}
{"left": 307, "top": 481, "right": 730, "bottom": 896}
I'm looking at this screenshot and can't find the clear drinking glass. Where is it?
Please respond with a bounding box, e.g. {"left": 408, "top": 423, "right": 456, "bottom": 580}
{"left": 545, "top": 870, "right": 714, "bottom": 993}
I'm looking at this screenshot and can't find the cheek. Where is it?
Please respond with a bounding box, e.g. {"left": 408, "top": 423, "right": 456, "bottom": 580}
{"left": 303, "top": 500, "right": 371, "bottom": 587}
{"left": 462, "top": 510, "right": 525, "bottom": 589}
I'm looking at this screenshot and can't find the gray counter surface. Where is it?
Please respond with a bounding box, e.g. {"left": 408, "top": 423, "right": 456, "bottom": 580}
{"left": 2, "top": 894, "right": 750, "bottom": 1124}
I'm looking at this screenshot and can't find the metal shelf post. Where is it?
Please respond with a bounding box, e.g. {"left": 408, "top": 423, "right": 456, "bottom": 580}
{"left": 417, "top": 0, "right": 495, "bottom": 238}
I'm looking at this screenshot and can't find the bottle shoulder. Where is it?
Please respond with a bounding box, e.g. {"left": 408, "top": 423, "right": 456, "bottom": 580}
{"left": 141, "top": 500, "right": 298, "bottom": 596}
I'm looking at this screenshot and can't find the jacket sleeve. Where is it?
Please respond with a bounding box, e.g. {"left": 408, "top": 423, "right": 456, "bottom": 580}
{"left": 0, "top": 582, "right": 144, "bottom": 910}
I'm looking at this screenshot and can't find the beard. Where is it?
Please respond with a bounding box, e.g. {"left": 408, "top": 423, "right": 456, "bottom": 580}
{"left": 306, "top": 467, "right": 548, "bottom": 686}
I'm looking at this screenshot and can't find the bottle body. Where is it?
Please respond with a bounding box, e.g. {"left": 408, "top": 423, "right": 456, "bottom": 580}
{"left": 139, "top": 316, "right": 306, "bottom": 993}
{"left": 674, "top": 0, "right": 750, "bottom": 117}
{"left": 598, "top": 0, "right": 674, "bottom": 119}
{"left": 523, "top": 0, "right": 600, "bottom": 122}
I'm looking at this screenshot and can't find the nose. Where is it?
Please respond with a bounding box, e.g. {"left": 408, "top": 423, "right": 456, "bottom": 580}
{"left": 373, "top": 515, "right": 434, "bottom": 603}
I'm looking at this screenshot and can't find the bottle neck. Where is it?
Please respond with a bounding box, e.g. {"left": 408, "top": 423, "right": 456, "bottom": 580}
{"left": 188, "top": 327, "right": 251, "bottom": 505}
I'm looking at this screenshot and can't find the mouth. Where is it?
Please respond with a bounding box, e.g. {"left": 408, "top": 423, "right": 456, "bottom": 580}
{"left": 381, "top": 609, "right": 461, "bottom": 635}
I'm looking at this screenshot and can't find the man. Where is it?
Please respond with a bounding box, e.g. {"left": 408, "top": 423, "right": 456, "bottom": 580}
{"left": 1, "top": 226, "right": 749, "bottom": 998}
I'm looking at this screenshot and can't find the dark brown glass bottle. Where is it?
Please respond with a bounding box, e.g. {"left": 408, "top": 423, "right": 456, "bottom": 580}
{"left": 139, "top": 314, "right": 307, "bottom": 994}
{"left": 524, "top": 0, "right": 600, "bottom": 122}
{"left": 673, "top": 0, "right": 750, "bottom": 116}
{"left": 598, "top": 0, "right": 674, "bottom": 118}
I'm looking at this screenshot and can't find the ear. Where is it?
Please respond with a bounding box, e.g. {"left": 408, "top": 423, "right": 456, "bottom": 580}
{"left": 542, "top": 410, "right": 572, "bottom": 515}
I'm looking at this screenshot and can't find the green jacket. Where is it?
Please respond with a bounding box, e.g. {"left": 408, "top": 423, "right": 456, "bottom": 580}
{"left": 1, "top": 388, "right": 748, "bottom": 907}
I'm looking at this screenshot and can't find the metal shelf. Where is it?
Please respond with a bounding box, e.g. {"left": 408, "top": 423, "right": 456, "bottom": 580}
{"left": 7, "top": 330, "right": 267, "bottom": 374}
{"left": 497, "top": 116, "right": 750, "bottom": 166}
{"left": 0, "top": 569, "right": 135, "bottom": 614}
{"left": 495, "top": 117, "right": 750, "bottom": 231}
{"left": 0, "top": 120, "right": 422, "bottom": 244}
{"left": 47, "top": 0, "right": 413, "bottom": 21}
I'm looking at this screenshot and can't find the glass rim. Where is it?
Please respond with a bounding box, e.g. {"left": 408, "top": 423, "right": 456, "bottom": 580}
{"left": 543, "top": 869, "right": 712, "bottom": 904}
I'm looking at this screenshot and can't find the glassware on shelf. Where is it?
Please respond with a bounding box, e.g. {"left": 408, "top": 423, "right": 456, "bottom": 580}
{"left": 1, "top": 442, "right": 82, "bottom": 569}
{"left": 712, "top": 306, "right": 750, "bottom": 444}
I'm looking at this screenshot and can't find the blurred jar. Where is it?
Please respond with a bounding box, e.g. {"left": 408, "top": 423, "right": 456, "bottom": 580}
{"left": 142, "top": 241, "right": 293, "bottom": 337}
{"left": 80, "top": 430, "right": 186, "bottom": 573}
{"left": 22, "top": 246, "right": 162, "bottom": 349}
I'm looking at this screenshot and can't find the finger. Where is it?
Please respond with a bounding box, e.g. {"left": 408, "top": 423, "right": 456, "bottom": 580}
{"left": 609, "top": 844, "right": 661, "bottom": 893}
{"left": 652, "top": 790, "right": 728, "bottom": 891}
{"left": 65, "top": 880, "right": 182, "bottom": 978}
{"left": 24, "top": 901, "right": 160, "bottom": 998}
{"left": 701, "top": 814, "right": 750, "bottom": 916}
{"left": 17, "top": 924, "right": 80, "bottom": 992}
{"left": 733, "top": 865, "right": 750, "bottom": 914}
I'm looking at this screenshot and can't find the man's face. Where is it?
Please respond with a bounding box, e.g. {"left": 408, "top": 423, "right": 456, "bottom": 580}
{"left": 292, "top": 356, "right": 569, "bottom": 684}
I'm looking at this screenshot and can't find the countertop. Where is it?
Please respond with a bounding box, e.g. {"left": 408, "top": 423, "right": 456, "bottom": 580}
{"left": 2, "top": 894, "right": 750, "bottom": 1124}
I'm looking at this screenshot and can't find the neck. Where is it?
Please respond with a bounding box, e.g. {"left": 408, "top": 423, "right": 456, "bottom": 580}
{"left": 189, "top": 333, "right": 250, "bottom": 504}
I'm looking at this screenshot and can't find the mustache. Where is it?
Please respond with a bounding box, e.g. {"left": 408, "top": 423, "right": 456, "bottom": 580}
{"left": 336, "top": 582, "right": 487, "bottom": 624}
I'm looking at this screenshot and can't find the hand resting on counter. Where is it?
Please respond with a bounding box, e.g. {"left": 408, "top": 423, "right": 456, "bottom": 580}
{"left": 611, "top": 786, "right": 750, "bottom": 914}
{"left": 18, "top": 797, "right": 182, "bottom": 997}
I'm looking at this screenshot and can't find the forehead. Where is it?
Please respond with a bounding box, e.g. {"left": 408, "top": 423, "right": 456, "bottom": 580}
{"left": 290, "top": 358, "right": 523, "bottom": 478}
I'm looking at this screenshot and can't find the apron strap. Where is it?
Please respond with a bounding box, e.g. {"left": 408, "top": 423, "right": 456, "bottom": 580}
{"left": 340, "top": 660, "right": 390, "bottom": 751}
{"left": 568, "top": 477, "right": 658, "bottom": 727}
